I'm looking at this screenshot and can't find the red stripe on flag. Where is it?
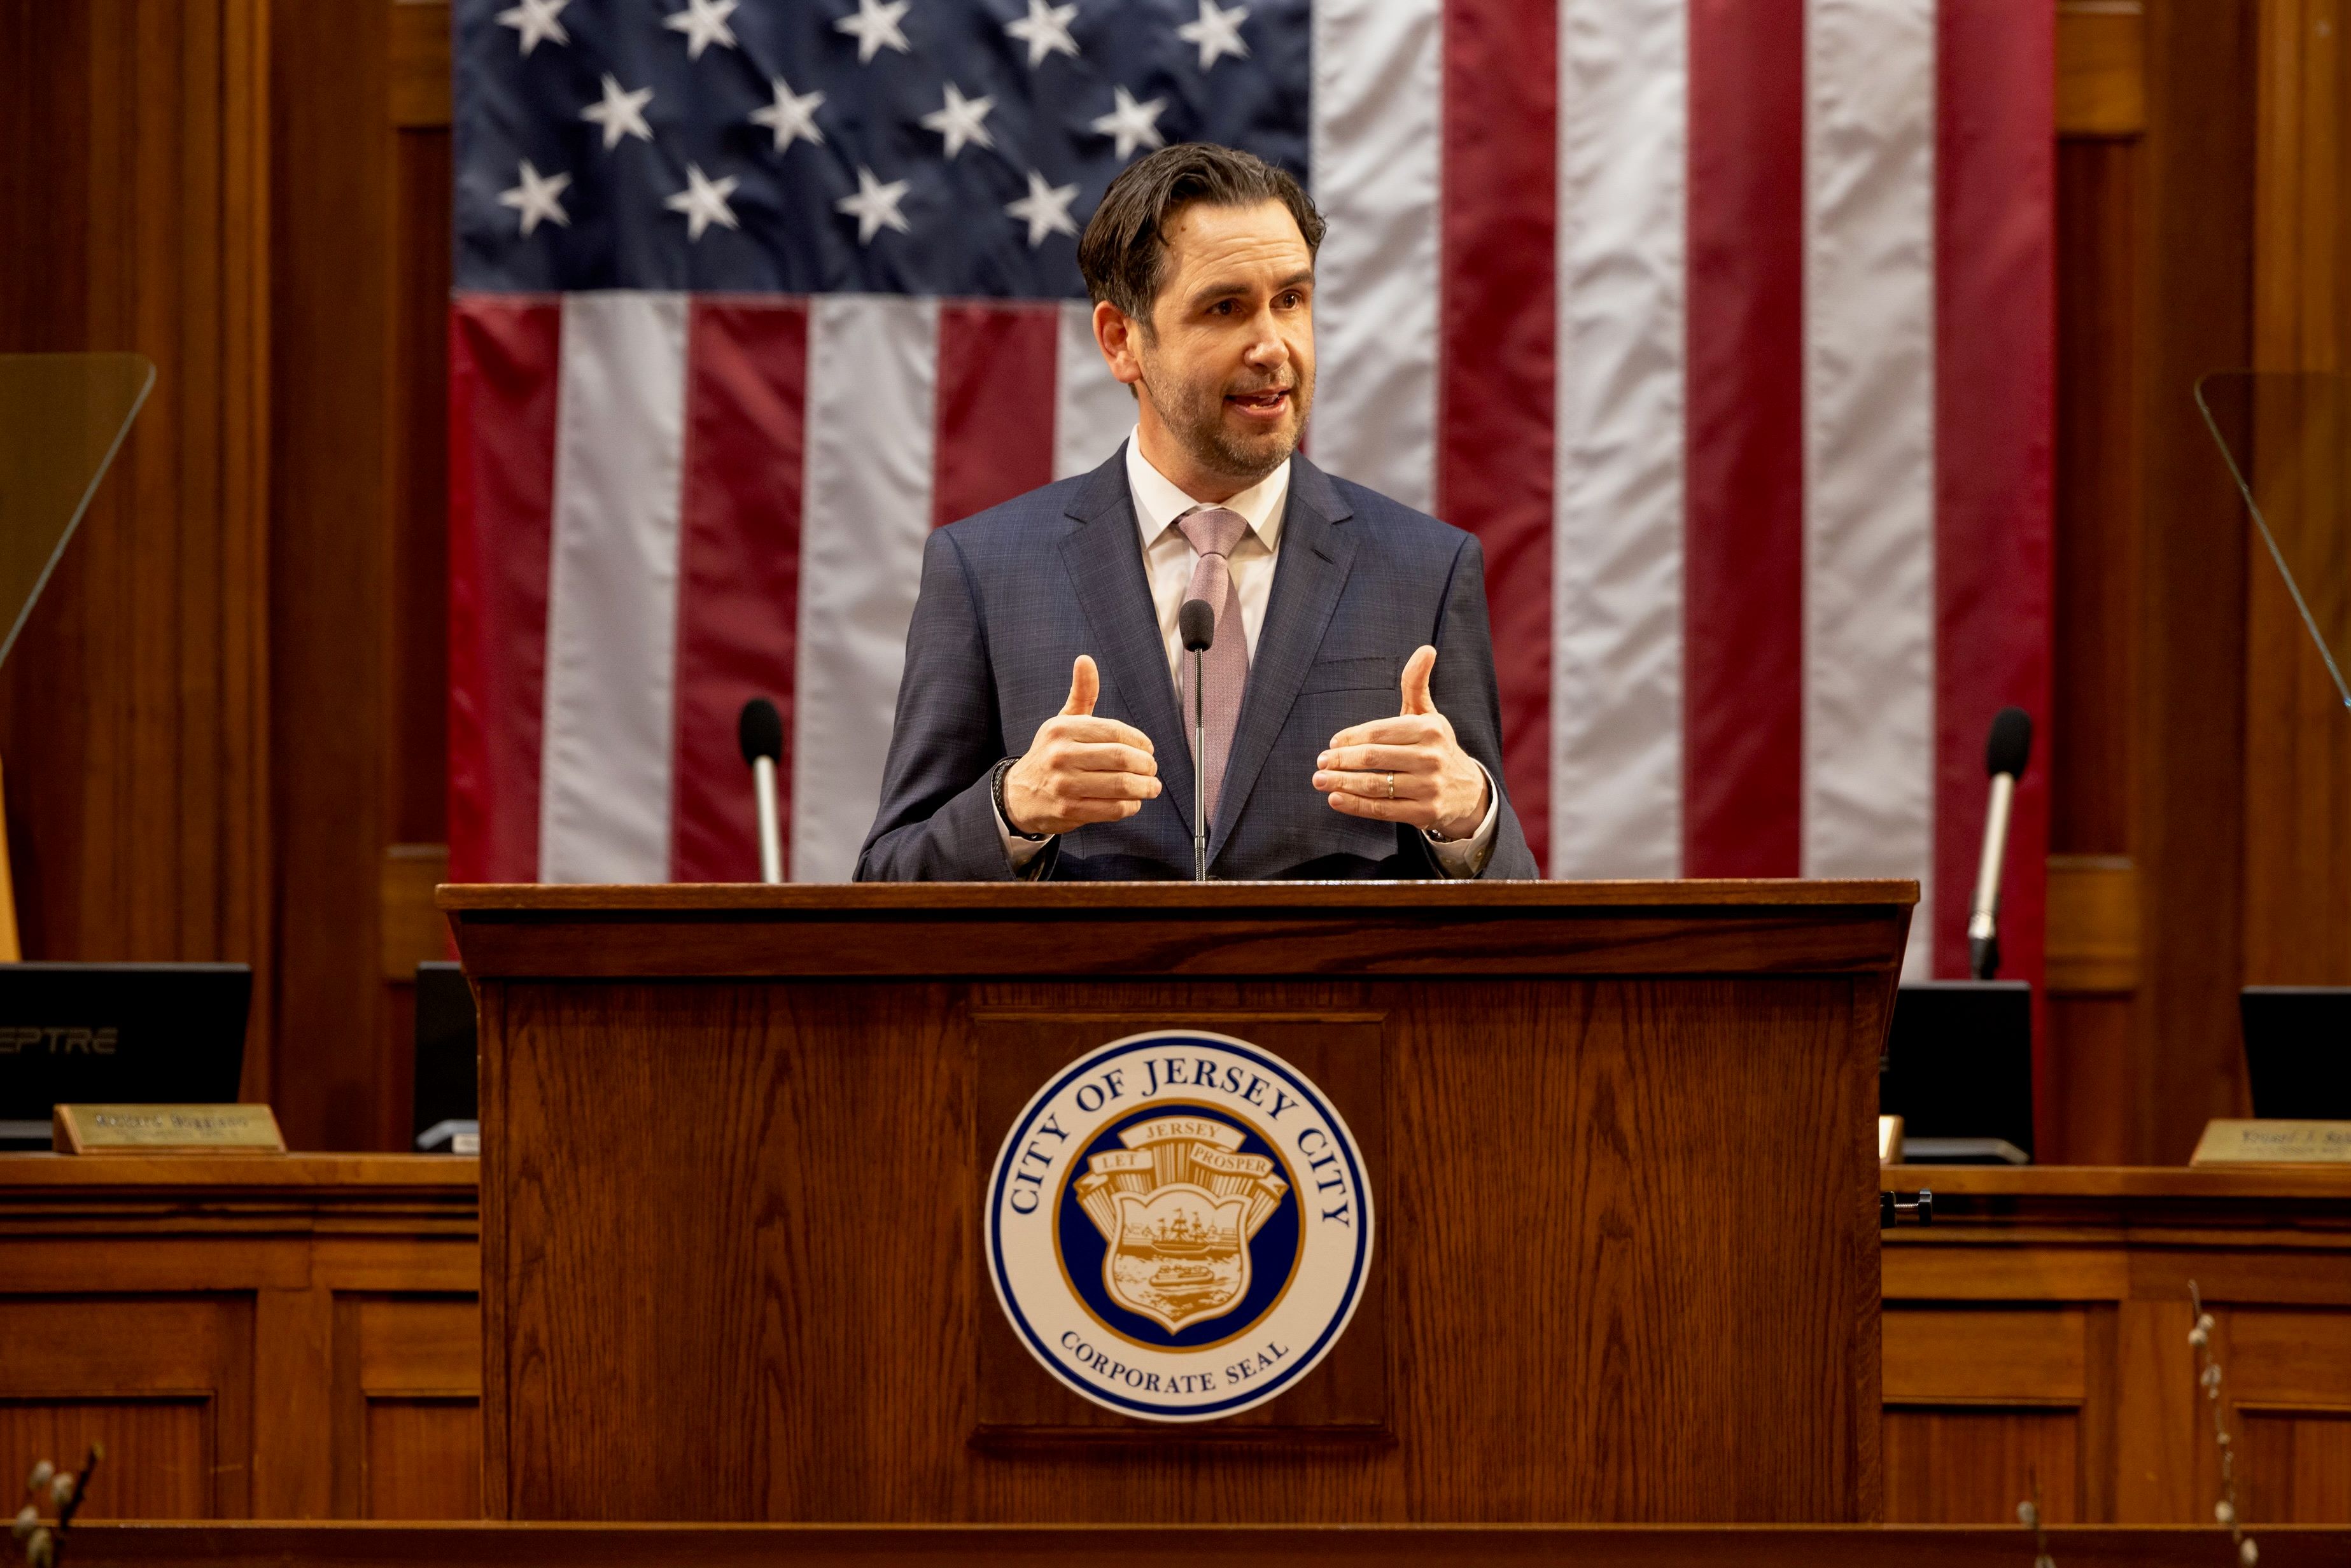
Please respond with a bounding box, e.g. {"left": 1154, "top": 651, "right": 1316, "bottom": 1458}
{"left": 447, "top": 295, "right": 561, "bottom": 883}
{"left": 668, "top": 300, "right": 811, "bottom": 883}
{"left": 1936, "top": 0, "right": 2054, "bottom": 1110}
{"left": 1440, "top": 0, "right": 1556, "bottom": 871}
{"left": 934, "top": 303, "right": 1058, "bottom": 528}
{"left": 1683, "top": 0, "right": 1806, "bottom": 877}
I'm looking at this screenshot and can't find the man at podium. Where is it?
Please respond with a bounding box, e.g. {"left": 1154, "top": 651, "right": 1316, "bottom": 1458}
{"left": 858, "top": 144, "right": 1536, "bottom": 883}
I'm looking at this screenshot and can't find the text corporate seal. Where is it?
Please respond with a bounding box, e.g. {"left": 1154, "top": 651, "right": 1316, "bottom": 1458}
{"left": 985, "top": 1030, "right": 1374, "bottom": 1422}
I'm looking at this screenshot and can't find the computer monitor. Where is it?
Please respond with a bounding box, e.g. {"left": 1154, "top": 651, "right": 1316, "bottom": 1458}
{"left": 2240, "top": 986, "right": 2351, "bottom": 1119}
{"left": 1881, "top": 979, "right": 2035, "bottom": 1163}
{"left": 412, "top": 961, "right": 479, "bottom": 1152}
{"left": 0, "top": 962, "right": 251, "bottom": 1148}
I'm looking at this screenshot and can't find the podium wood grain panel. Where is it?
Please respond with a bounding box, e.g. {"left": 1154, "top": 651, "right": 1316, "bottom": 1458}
{"left": 456, "top": 883, "right": 1907, "bottom": 1525}
{"left": 442, "top": 882, "right": 1911, "bottom": 981}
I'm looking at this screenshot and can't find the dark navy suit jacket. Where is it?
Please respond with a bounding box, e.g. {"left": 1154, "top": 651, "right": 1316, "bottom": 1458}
{"left": 855, "top": 447, "right": 1538, "bottom": 881}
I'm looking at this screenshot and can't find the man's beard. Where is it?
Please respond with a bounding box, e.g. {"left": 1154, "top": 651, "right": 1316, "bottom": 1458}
{"left": 1137, "top": 345, "right": 1312, "bottom": 486}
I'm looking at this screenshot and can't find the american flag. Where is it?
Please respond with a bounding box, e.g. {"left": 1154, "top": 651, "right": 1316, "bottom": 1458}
{"left": 449, "top": 0, "right": 2051, "bottom": 986}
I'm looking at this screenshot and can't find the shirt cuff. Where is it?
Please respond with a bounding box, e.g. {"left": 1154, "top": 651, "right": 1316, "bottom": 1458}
{"left": 994, "top": 789, "right": 1053, "bottom": 875}
{"left": 1426, "top": 762, "right": 1499, "bottom": 879}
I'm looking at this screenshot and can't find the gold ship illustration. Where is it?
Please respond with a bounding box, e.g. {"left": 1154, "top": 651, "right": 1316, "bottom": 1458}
{"left": 1073, "top": 1114, "right": 1289, "bottom": 1333}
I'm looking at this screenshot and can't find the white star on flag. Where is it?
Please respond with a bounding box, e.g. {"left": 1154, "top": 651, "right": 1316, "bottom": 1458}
{"left": 1005, "top": 171, "right": 1081, "bottom": 248}
{"left": 497, "top": 159, "right": 572, "bottom": 235}
{"left": 1176, "top": 0, "right": 1249, "bottom": 71}
{"left": 836, "top": 165, "right": 912, "bottom": 244}
{"left": 663, "top": 0, "right": 739, "bottom": 60}
{"left": 834, "top": 0, "right": 912, "bottom": 63}
{"left": 749, "top": 78, "right": 825, "bottom": 151}
{"left": 1090, "top": 85, "right": 1167, "bottom": 160}
{"left": 495, "top": 0, "right": 570, "bottom": 55}
{"left": 664, "top": 163, "right": 741, "bottom": 241}
{"left": 581, "top": 74, "right": 654, "bottom": 150}
{"left": 1004, "top": 0, "right": 1080, "bottom": 67}
{"left": 919, "top": 83, "right": 997, "bottom": 160}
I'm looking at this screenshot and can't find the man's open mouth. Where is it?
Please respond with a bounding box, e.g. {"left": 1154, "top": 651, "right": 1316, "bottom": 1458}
{"left": 1226, "top": 387, "right": 1292, "bottom": 418}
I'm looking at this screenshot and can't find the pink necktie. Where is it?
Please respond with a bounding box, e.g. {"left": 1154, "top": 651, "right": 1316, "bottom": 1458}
{"left": 1175, "top": 506, "right": 1252, "bottom": 823}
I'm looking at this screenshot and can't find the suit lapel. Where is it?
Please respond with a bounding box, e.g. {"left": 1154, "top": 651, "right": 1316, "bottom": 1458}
{"left": 1211, "top": 457, "right": 1356, "bottom": 856}
{"left": 1057, "top": 446, "right": 1197, "bottom": 836}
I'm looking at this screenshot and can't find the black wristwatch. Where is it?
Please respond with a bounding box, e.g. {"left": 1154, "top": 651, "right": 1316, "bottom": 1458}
{"left": 992, "top": 757, "right": 1051, "bottom": 841}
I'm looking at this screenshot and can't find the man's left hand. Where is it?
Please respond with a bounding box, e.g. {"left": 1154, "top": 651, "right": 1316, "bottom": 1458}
{"left": 1312, "top": 645, "right": 1491, "bottom": 838}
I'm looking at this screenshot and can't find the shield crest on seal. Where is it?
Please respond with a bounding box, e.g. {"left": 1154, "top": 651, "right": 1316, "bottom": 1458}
{"left": 1106, "top": 1187, "right": 1251, "bottom": 1332}
{"left": 1069, "top": 1114, "right": 1292, "bottom": 1336}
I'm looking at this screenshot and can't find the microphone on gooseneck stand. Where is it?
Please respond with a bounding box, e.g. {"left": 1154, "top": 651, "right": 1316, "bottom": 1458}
{"left": 1179, "top": 599, "right": 1216, "bottom": 883}
{"left": 738, "top": 696, "right": 785, "bottom": 885}
{"left": 1967, "top": 706, "right": 2034, "bottom": 980}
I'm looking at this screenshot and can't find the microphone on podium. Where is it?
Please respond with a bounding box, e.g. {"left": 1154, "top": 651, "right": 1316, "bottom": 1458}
{"left": 1967, "top": 706, "right": 2033, "bottom": 979}
{"left": 1179, "top": 599, "right": 1215, "bottom": 883}
{"left": 738, "top": 696, "right": 785, "bottom": 885}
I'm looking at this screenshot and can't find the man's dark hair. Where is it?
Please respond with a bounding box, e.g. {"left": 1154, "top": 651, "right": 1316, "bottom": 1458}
{"left": 1077, "top": 143, "right": 1326, "bottom": 329}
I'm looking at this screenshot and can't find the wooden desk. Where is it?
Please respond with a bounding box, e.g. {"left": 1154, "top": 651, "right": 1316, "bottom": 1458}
{"left": 1880, "top": 1165, "right": 2351, "bottom": 1526}
{"left": 8, "top": 1161, "right": 2348, "bottom": 1528}
{"left": 0, "top": 1154, "right": 479, "bottom": 1521}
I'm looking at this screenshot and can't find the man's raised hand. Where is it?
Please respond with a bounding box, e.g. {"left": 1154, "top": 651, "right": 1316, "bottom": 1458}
{"left": 1002, "top": 655, "right": 1162, "bottom": 836}
{"left": 1310, "top": 644, "right": 1490, "bottom": 837}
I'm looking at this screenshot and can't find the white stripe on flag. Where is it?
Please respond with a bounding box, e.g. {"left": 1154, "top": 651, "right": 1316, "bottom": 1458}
{"left": 1308, "top": 0, "right": 1441, "bottom": 514}
{"left": 1053, "top": 299, "right": 1132, "bottom": 480}
{"left": 538, "top": 291, "right": 689, "bottom": 884}
{"left": 1550, "top": 0, "right": 1686, "bottom": 878}
{"left": 1804, "top": 0, "right": 1937, "bottom": 975}
{"left": 793, "top": 295, "right": 939, "bottom": 883}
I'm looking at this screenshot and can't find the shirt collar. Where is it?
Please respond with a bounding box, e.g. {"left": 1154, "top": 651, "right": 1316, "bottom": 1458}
{"left": 1125, "top": 426, "right": 1290, "bottom": 554}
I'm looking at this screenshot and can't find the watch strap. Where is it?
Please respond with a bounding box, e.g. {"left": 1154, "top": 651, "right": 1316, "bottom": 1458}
{"left": 992, "top": 757, "right": 1051, "bottom": 841}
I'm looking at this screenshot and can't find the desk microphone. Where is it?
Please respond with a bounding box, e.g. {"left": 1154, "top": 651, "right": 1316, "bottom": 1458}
{"left": 1967, "top": 706, "right": 2033, "bottom": 979}
{"left": 1179, "top": 599, "right": 1215, "bottom": 882}
{"left": 738, "top": 696, "right": 785, "bottom": 885}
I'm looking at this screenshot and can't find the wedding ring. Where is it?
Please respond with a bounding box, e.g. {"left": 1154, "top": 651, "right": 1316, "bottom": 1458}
{"left": 1386, "top": 772, "right": 1396, "bottom": 800}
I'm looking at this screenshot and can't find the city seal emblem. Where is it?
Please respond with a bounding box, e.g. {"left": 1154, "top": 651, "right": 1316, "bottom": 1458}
{"left": 986, "top": 1030, "right": 1373, "bottom": 1422}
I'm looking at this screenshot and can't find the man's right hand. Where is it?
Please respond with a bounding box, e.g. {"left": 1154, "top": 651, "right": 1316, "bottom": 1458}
{"left": 1002, "top": 655, "right": 1161, "bottom": 836}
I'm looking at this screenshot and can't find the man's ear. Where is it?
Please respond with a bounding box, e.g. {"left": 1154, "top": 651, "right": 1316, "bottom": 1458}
{"left": 1093, "top": 298, "right": 1146, "bottom": 389}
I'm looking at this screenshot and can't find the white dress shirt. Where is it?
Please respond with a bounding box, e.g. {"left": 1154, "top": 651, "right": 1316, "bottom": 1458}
{"left": 998, "top": 431, "right": 1497, "bottom": 874}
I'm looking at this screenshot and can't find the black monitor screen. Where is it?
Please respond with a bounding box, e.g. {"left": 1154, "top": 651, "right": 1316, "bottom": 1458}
{"left": 0, "top": 962, "right": 251, "bottom": 1130}
{"left": 1881, "top": 979, "right": 2034, "bottom": 1158}
{"left": 2241, "top": 988, "right": 2351, "bottom": 1119}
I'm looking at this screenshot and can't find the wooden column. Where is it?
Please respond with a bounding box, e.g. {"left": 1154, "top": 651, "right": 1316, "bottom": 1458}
{"left": 268, "top": 0, "right": 455, "bottom": 1150}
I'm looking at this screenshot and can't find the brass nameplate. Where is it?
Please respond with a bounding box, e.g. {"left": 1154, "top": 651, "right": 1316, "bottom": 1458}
{"left": 53, "top": 1103, "right": 286, "bottom": 1154}
{"left": 2190, "top": 1118, "right": 2351, "bottom": 1166}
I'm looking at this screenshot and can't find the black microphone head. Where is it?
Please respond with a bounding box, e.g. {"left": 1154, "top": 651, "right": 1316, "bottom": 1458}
{"left": 738, "top": 696, "right": 783, "bottom": 765}
{"left": 1179, "top": 598, "right": 1216, "bottom": 652}
{"left": 1985, "top": 706, "right": 2032, "bottom": 779}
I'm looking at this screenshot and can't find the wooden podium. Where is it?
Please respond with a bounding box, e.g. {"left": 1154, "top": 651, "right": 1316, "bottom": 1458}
{"left": 443, "top": 880, "right": 1912, "bottom": 1526}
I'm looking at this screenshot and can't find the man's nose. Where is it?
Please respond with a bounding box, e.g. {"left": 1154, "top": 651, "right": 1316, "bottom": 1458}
{"left": 1242, "top": 316, "right": 1288, "bottom": 368}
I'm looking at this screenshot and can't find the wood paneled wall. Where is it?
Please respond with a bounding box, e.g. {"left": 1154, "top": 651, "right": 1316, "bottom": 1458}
{"left": 2043, "top": 0, "right": 2282, "bottom": 1163}
{"left": 0, "top": 0, "right": 274, "bottom": 1098}
{"left": 0, "top": 1, "right": 2340, "bottom": 1152}
{"left": 2242, "top": 0, "right": 2351, "bottom": 988}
